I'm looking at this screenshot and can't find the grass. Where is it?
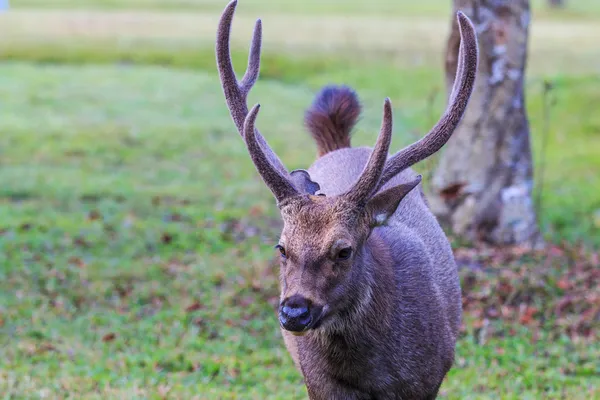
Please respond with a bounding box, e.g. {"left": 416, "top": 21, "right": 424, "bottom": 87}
{"left": 0, "top": 0, "right": 599, "bottom": 398}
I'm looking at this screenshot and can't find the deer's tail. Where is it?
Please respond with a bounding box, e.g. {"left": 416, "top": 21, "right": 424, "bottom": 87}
{"left": 304, "top": 85, "right": 361, "bottom": 157}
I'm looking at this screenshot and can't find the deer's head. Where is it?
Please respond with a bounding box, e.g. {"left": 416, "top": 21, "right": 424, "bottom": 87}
{"left": 243, "top": 102, "right": 421, "bottom": 334}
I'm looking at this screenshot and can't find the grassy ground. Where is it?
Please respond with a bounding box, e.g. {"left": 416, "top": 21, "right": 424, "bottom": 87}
{"left": 0, "top": 1, "right": 599, "bottom": 398}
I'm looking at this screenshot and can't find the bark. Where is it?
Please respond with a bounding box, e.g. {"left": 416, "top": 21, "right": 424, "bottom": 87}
{"left": 429, "top": 0, "right": 542, "bottom": 247}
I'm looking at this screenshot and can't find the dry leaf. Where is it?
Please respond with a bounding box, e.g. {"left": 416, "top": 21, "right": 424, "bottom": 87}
{"left": 102, "top": 333, "right": 116, "bottom": 342}
{"left": 185, "top": 302, "right": 202, "bottom": 312}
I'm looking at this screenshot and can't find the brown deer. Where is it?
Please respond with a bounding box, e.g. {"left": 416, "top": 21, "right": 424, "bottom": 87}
{"left": 216, "top": 1, "right": 478, "bottom": 398}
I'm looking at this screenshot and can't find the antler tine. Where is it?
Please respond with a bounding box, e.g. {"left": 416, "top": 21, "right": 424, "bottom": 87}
{"left": 243, "top": 104, "right": 300, "bottom": 204}
{"left": 344, "top": 98, "right": 394, "bottom": 205}
{"left": 374, "top": 11, "right": 479, "bottom": 192}
{"left": 240, "top": 18, "right": 261, "bottom": 95}
{"left": 216, "top": 0, "right": 246, "bottom": 133}
{"left": 448, "top": 12, "right": 467, "bottom": 107}
{"left": 216, "top": 0, "right": 289, "bottom": 179}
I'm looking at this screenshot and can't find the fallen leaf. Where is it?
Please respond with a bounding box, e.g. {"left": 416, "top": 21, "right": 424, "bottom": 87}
{"left": 102, "top": 333, "right": 116, "bottom": 342}
{"left": 519, "top": 306, "right": 538, "bottom": 325}
{"left": 68, "top": 256, "right": 86, "bottom": 268}
{"left": 87, "top": 210, "right": 102, "bottom": 221}
{"left": 37, "top": 343, "right": 57, "bottom": 354}
{"left": 557, "top": 278, "right": 571, "bottom": 290}
{"left": 185, "top": 302, "right": 203, "bottom": 312}
{"left": 161, "top": 233, "right": 173, "bottom": 244}
{"left": 73, "top": 236, "right": 90, "bottom": 248}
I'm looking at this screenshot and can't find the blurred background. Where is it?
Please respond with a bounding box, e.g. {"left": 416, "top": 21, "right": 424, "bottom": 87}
{"left": 0, "top": 0, "right": 598, "bottom": 398}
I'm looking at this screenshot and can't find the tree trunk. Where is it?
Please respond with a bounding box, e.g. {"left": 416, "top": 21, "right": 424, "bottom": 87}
{"left": 429, "top": 0, "right": 542, "bottom": 247}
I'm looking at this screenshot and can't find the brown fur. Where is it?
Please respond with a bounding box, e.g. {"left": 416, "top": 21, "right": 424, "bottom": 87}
{"left": 304, "top": 85, "right": 361, "bottom": 157}
{"left": 216, "top": 2, "right": 479, "bottom": 398}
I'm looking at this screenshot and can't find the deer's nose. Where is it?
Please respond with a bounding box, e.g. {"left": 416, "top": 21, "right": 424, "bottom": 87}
{"left": 279, "top": 295, "right": 312, "bottom": 332}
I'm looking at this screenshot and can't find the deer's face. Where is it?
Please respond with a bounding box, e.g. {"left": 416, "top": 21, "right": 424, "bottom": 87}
{"left": 275, "top": 196, "right": 370, "bottom": 335}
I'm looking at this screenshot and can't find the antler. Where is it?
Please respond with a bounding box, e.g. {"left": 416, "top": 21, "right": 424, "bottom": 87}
{"left": 216, "top": 0, "right": 320, "bottom": 199}
{"left": 344, "top": 99, "right": 394, "bottom": 205}
{"left": 216, "top": 0, "right": 289, "bottom": 178}
{"left": 374, "top": 11, "right": 479, "bottom": 192}
{"left": 243, "top": 105, "right": 300, "bottom": 203}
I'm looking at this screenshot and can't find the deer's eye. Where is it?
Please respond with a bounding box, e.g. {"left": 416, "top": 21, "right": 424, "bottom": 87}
{"left": 337, "top": 247, "right": 352, "bottom": 261}
{"left": 275, "top": 244, "right": 287, "bottom": 258}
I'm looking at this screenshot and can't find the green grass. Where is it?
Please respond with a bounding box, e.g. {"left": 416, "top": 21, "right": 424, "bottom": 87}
{"left": 0, "top": 61, "right": 598, "bottom": 399}
{"left": 0, "top": 0, "right": 599, "bottom": 398}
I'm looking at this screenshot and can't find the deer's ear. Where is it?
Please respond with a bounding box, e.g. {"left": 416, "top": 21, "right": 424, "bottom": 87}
{"left": 366, "top": 175, "right": 422, "bottom": 227}
{"left": 290, "top": 169, "right": 320, "bottom": 195}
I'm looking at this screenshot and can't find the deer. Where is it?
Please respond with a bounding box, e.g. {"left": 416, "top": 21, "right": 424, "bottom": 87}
{"left": 215, "top": 1, "right": 478, "bottom": 398}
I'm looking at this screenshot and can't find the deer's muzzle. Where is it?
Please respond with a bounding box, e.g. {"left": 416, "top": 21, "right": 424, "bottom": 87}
{"left": 279, "top": 295, "right": 323, "bottom": 335}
